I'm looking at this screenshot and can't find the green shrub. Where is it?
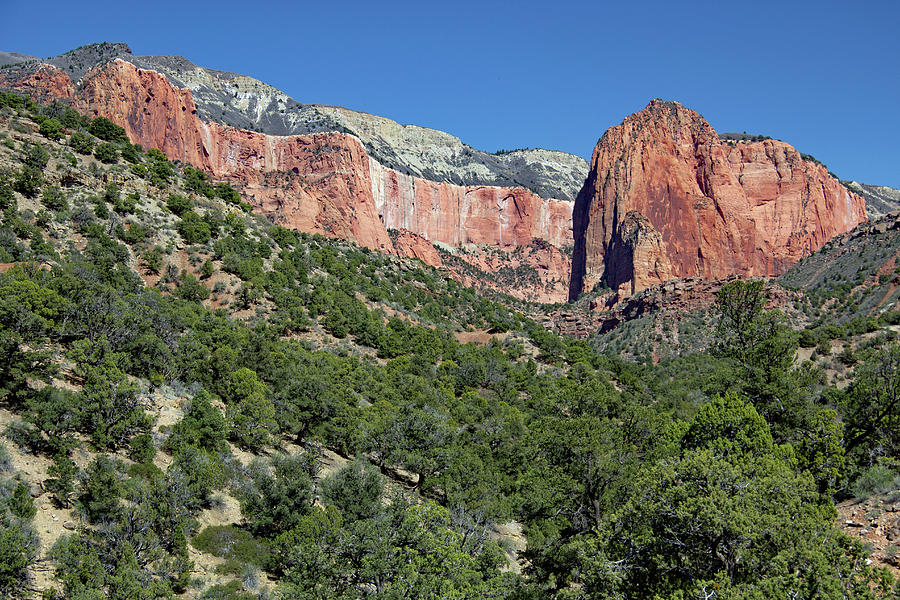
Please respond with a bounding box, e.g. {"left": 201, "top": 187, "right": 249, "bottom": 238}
{"left": 41, "top": 185, "right": 67, "bottom": 211}
{"left": 321, "top": 458, "right": 382, "bottom": 520}
{"left": 78, "top": 455, "right": 125, "bottom": 523}
{"left": 142, "top": 247, "right": 163, "bottom": 274}
{"left": 0, "top": 177, "right": 14, "bottom": 210}
{"left": 117, "top": 222, "right": 148, "bottom": 245}
{"left": 46, "top": 453, "right": 78, "bottom": 508}
{"left": 119, "top": 142, "right": 142, "bottom": 164}
{"left": 175, "top": 272, "right": 211, "bottom": 302}
{"left": 24, "top": 143, "right": 49, "bottom": 170}
{"left": 39, "top": 118, "right": 63, "bottom": 140}
{"left": 183, "top": 166, "right": 214, "bottom": 197}
{"left": 93, "top": 142, "right": 119, "bottom": 164}
{"left": 9, "top": 480, "right": 36, "bottom": 519}
{"left": 128, "top": 432, "right": 156, "bottom": 464}
{"left": 166, "top": 194, "right": 192, "bottom": 216}
{"left": 167, "top": 445, "right": 225, "bottom": 510}
{"left": 852, "top": 461, "right": 900, "bottom": 498}
{"left": 88, "top": 116, "right": 126, "bottom": 142}
{"left": 214, "top": 182, "right": 241, "bottom": 204}
{"left": 146, "top": 150, "right": 174, "bottom": 186}
{"left": 176, "top": 211, "right": 212, "bottom": 245}
{"left": 166, "top": 390, "right": 227, "bottom": 454}
{"left": 0, "top": 524, "right": 37, "bottom": 596}
{"left": 239, "top": 454, "right": 315, "bottom": 536}
{"left": 224, "top": 368, "right": 277, "bottom": 451}
{"left": 191, "top": 525, "right": 270, "bottom": 567}
{"left": 200, "top": 259, "right": 214, "bottom": 279}
{"left": 59, "top": 107, "right": 87, "bottom": 129}
{"left": 14, "top": 166, "right": 42, "bottom": 197}
{"left": 0, "top": 443, "right": 10, "bottom": 473}
{"left": 200, "top": 580, "right": 255, "bottom": 600}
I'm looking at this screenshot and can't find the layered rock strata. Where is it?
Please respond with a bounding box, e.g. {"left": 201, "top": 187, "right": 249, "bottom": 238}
{"left": 570, "top": 100, "right": 867, "bottom": 300}
{"left": 2, "top": 58, "right": 574, "bottom": 302}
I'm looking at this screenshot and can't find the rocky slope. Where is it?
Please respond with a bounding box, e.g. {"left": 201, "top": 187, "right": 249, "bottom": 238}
{"left": 0, "top": 44, "right": 578, "bottom": 302}
{"left": 779, "top": 212, "right": 900, "bottom": 323}
{"left": 845, "top": 181, "right": 900, "bottom": 219}
{"left": 569, "top": 100, "right": 868, "bottom": 300}
{"left": 548, "top": 275, "right": 794, "bottom": 339}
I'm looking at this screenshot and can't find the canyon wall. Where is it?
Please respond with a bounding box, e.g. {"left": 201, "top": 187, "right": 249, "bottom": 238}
{"left": 3, "top": 59, "right": 573, "bottom": 302}
{"left": 369, "top": 159, "right": 572, "bottom": 248}
{"left": 570, "top": 100, "right": 867, "bottom": 300}
{"left": 3, "top": 54, "right": 867, "bottom": 309}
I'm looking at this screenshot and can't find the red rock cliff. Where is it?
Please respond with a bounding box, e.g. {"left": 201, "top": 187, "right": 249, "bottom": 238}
{"left": 47, "top": 59, "right": 573, "bottom": 301}
{"left": 70, "top": 60, "right": 393, "bottom": 252}
{"left": 570, "top": 100, "right": 867, "bottom": 300}
{"left": 0, "top": 63, "right": 75, "bottom": 101}
{"left": 370, "top": 159, "right": 573, "bottom": 249}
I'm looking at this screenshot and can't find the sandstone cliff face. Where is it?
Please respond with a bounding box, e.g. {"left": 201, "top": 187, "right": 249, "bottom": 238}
{"left": 368, "top": 159, "right": 573, "bottom": 302}
{"left": 8, "top": 58, "right": 573, "bottom": 302}
{"left": 71, "top": 60, "right": 394, "bottom": 252}
{"left": 569, "top": 100, "right": 867, "bottom": 300}
{"left": 9, "top": 43, "right": 588, "bottom": 202}
{"left": 369, "top": 158, "right": 573, "bottom": 249}
{"left": 316, "top": 105, "right": 589, "bottom": 201}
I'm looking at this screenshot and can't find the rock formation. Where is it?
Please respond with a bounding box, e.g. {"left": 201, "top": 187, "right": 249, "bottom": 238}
{"left": 1, "top": 57, "right": 574, "bottom": 302}
{"left": 844, "top": 181, "right": 900, "bottom": 219}
{"left": 1, "top": 45, "right": 872, "bottom": 309}
{"left": 369, "top": 158, "right": 573, "bottom": 249}
{"left": 570, "top": 100, "right": 867, "bottom": 300}
{"left": 0, "top": 63, "right": 74, "bottom": 101}
{"left": 550, "top": 275, "right": 795, "bottom": 340}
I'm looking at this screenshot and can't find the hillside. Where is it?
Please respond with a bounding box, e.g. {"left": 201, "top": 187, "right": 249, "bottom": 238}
{"left": 845, "top": 181, "right": 900, "bottom": 219}
{"left": 780, "top": 212, "right": 900, "bottom": 324}
{"left": 1, "top": 87, "right": 900, "bottom": 599}
{"left": 0, "top": 43, "right": 584, "bottom": 304}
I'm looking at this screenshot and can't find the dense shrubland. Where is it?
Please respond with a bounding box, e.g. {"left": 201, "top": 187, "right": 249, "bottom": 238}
{"left": 0, "top": 90, "right": 898, "bottom": 599}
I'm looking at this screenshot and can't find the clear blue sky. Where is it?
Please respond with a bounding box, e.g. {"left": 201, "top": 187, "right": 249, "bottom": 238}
{"left": 2, "top": 0, "right": 898, "bottom": 187}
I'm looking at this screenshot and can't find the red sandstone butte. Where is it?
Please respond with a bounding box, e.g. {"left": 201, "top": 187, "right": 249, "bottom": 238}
{"left": 570, "top": 100, "right": 867, "bottom": 300}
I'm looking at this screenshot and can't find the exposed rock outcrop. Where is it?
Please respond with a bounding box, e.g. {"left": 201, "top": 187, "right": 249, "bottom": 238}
{"left": 392, "top": 230, "right": 444, "bottom": 267}
{"left": 570, "top": 100, "right": 867, "bottom": 300}
{"left": 845, "top": 181, "right": 900, "bottom": 219}
{"left": 1, "top": 43, "right": 589, "bottom": 202}
{"left": 369, "top": 158, "right": 573, "bottom": 249}
{"left": 2, "top": 57, "right": 574, "bottom": 302}
{"left": 0, "top": 63, "right": 75, "bottom": 101}
{"left": 550, "top": 275, "right": 794, "bottom": 339}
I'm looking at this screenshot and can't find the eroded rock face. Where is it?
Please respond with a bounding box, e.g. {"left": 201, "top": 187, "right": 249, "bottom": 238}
{"left": 0, "top": 64, "right": 75, "bottom": 101}
{"left": 392, "top": 230, "right": 444, "bottom": 267}
{"left": 8, "top": 58, "right": 573, "bottom": 302}
{"left": 370, "top": 159, "right": 573, "bottom": 249}
{"left": 70, "top": 60, "right": 393, "bottom": 251}
{"left": 604, "top": 211, "right": 675, "bottom": 298}
{"left": 570, "top": 100, "right": 867, "bottom": 300}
